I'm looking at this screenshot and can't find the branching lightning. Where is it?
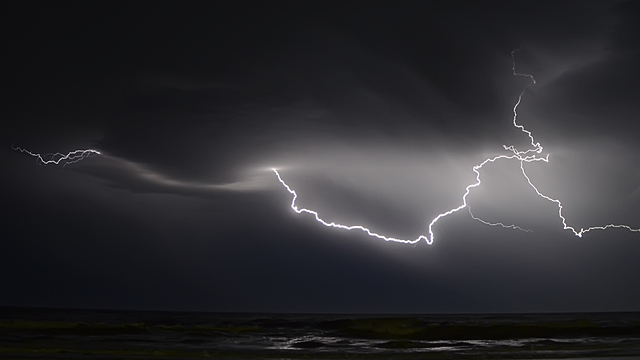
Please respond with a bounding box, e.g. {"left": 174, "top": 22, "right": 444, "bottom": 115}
{"left": 12, "top": 144, "right": 100, "bottom": 167}
{"left": 11, "top": 49, "right": 639, "bottom": 243}
{"left": 274, "top": 48, "right": 640, "bottom": 244}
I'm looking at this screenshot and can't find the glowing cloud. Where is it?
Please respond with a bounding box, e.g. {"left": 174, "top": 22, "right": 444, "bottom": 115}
{"left": 273, "top": 49, "right": 640, "bottom": 244}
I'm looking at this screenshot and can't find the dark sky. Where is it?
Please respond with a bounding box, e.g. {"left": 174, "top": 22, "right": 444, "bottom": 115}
{"left": 2, "top": 1, "right": 640, "bottom": 313}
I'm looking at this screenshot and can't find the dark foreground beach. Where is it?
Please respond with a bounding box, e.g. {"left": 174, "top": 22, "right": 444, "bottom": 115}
{"left": 0, "top": 307, "right": 639, "bottom": 359}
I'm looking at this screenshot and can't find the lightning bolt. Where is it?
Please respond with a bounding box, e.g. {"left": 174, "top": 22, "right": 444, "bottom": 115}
{"left": 274, "top": 48, "right": 640, "bottom": 244}
{"left": 12, "top": 144, "right": 100, "bottom": 167}
{"left": 11, "top": 49, "right": 639, "bottom": 242}
{"left": 274, "top": 169, "right": 427, "bottom": 244}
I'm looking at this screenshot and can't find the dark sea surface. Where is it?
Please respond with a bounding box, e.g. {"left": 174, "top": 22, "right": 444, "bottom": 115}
{"left": 0, "top": 307, "right": 639, "bottom": 359}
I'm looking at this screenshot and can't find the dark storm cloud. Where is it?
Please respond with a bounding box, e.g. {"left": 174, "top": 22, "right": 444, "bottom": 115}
{"left": 3, "top": 1, "right": 640, "bottom": 313}
{"left": 84, "top": 0, "right": 629, "bottom": 183}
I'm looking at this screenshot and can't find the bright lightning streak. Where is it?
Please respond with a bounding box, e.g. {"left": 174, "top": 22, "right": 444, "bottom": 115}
{"left": 274, "top": 48, "right": 640, "bottom": 244}
{"left": 273, "top": 169, "right": 427, "bottom": 244}
{"left": 12, "top": 144, "right": 100, "bottom": 167}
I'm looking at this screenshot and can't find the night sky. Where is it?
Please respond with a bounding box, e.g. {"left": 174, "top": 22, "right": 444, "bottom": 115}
{"left": 3, "top": 1, "right": 640, "bottom": 313}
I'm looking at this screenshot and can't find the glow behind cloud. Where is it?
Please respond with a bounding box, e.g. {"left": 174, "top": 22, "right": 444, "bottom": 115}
{"left": 272, "top": 49, "right": 640, "bottom": 244}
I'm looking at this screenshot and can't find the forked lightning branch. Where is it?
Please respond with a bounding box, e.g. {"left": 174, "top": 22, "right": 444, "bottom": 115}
{"left": 12, "top": 146, "right": 100, "bottom": 167}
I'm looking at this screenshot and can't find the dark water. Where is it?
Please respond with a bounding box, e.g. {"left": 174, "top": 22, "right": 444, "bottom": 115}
{"left": 0, "top": 307, "right": 639, "bottom": 359}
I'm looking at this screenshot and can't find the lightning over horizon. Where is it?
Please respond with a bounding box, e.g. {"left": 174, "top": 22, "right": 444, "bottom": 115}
{"left": 7, "top": 0, "right": 640, "bottom": 318}
{"left": 273, "top": 48, "right": 640, "bottom": 244}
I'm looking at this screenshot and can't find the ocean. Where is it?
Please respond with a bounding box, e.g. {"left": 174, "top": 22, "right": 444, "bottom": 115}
{"left": 0, "top": 307, "right": 639, "bottom": 359}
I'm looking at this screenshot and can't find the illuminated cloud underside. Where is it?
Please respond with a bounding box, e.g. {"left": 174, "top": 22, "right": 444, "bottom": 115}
{"left": 13, "top": 148, "right": 270, "bottom": 193}
{"left": 272, "top": 49, "right": 640, "bottom": 244}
